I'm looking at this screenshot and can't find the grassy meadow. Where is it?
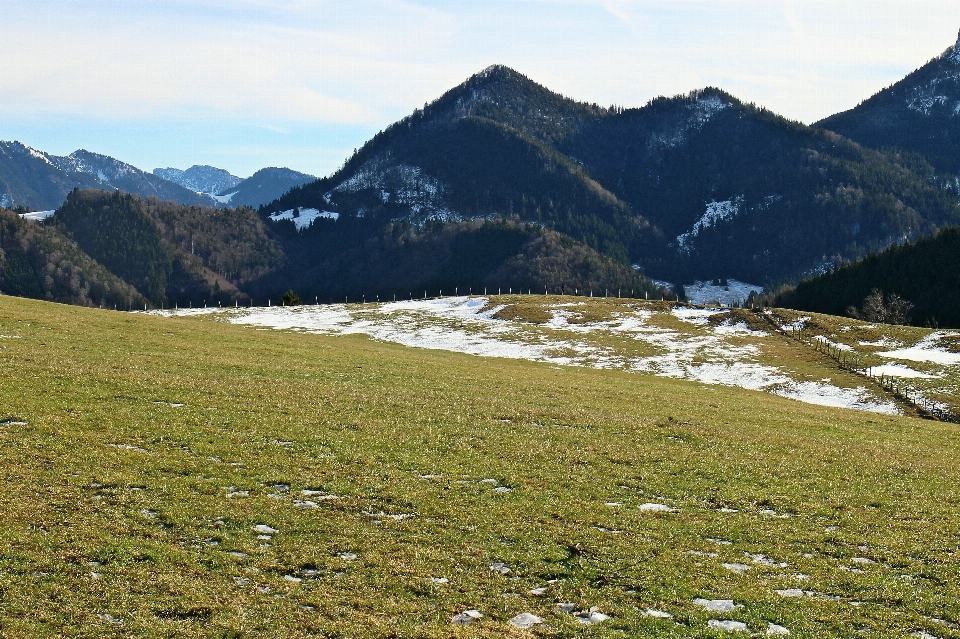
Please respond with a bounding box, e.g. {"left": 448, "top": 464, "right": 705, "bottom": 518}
{"left": 0, "top": 294, "right": 959, "bottom": 637}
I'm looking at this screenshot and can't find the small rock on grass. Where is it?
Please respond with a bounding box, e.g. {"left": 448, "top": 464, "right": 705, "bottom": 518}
{"left": 708, "top": 619, "right": 749, "bottom": 632}
{"left": 451, "top": 609, "right": 482, "bottom": 625}
{"left": 638, "top": 502, "right": 677, "bottom": 513}
{"left": 767, "top": 622, "right": 791, "bottom": 636}
{"left": 252, "top": 524, "right": 277, "bottom": 534}
{"left": 642, "top": 609, "right": 673, "bottom": 619}
{"left": 693, "top": 599, "right": 739, "bottom": 612}
{"left": 510, "top": 612, "right": 543, "bottom": 628}
{"left": 575, "top": 608, "right": 610, "bottom": 624}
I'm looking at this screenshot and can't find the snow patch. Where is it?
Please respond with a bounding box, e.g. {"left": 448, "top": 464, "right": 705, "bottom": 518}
{"left": 878, "top": 332, "right": 960, "bottom": 365}
{"left": 677, "top": 197, "right": 744, "bottom": 251}
{"left": 870, "top": 364, "right": 935, "bottom": 379}
{"left": 18, "top": 210, "right": 56, "bottom": 221}
{"left": 268, "top": 208, "right": 338, "bottom": 231}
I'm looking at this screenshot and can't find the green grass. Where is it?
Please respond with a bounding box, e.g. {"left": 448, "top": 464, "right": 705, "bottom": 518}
{"left": 1, "top": 295, "right": 959, "bottom": 637}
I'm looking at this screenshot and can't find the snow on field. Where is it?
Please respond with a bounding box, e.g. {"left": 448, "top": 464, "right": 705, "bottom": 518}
{"left": 268, "top": 208, "right": 338, "bottom": 230}
{"left": 152, "top": 297, "right": 899, "bottom": 415}
{"left": 870, "top": 364, "right": 936, "bottom": 379}
{"left": 877, "top": 332, "right": 960, "bottom": 366}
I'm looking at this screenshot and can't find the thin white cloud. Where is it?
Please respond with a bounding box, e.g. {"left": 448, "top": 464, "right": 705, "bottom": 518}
{"left": 3, "top": 0, "right": 960, "bottom": 175}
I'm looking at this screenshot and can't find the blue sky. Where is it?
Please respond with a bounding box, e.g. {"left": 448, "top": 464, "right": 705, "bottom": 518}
{"left": 3, "top": 0, "right": 960, "bottom": 178}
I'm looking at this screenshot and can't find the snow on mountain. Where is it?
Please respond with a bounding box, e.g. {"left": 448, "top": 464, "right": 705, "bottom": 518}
{"left": 676, "top": 196, "right": 743, "bottom": 251}
{"left": 154, "top": 165, "right": 242, "bottom": 197}
{"left": 328, "top": 158, "right": 458, "bottom": 222}
{"left": 268, "top": 208, "right": 338, "bottom": 230}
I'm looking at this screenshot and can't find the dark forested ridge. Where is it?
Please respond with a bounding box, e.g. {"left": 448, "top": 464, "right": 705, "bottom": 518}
{"left": 817, "top": 32, "right": 960, "bottom": 177}
{"left": 265, "top": 65, "right": 960, "bottom": 287}
{"left": 1, "top": 188, "right": 664, "bottom": 309}
{"left": 775, "top": 226, "right": 960, "bottom": 328}
{"left": 260, "top": 217, "right": 664, "bottom": 302}
{"left": 0, "top": 207, "right": 144, "bottom": 308}
{"left": 53, "top": 189, "right": 286, "bottom": 307}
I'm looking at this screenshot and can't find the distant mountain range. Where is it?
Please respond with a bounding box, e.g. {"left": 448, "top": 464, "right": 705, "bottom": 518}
{"left": 153, "top": 165, "right": 242, "bottom": 198}
{"left": 0, "top": 142, "right": 314, "bottom": 211}
{"left": 265, "top": 65, "right": 959, "bottom": 287}
{"left": 0, "top": 142, "right": 211, "bottom": 211}
{"left": 6, "top": 31, "right": 960, "bottom": 318}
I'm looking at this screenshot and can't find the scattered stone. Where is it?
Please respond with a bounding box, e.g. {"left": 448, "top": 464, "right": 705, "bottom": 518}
{"left": 293, "top": 500, "right": 318, "bottom": 508}
{"left": 431, "top": 577, "right": 449, "bottom": 584}
{"left": 529, "top": 586, "right": 548, "bottom": 596}
{"left": 642, "top": 609, "right": 673, "bottom": 619}
{"left": 338, "top": 551, "right": 358, "bottom": 560}
{"left": 96, "top": 613, "right": 123, "bottom": 624}
{"left": 575, "top": 607, "right": 610, "bottom": 624}
{"left": 719, "top": 507, "right": 739, "bottom": 513}
{"left": 510, "top": 612, "right": 543, "bottom": 628}
{"left": 480, "top": 478, "right": 498, "bottom": 484}
{"left": 252, "top": 524, "right": 278, "bottom": 535}
{"left": 851, "top": 557, "right": 875, "bottom": 565}
{"left": 708, "top": 619, "right": 748, "bottom": 632}
{"left": 489, "top": 561, "right": 511, "bottom": 574}
{"left": 775, "top": 589, "right": 804, "bottom": 598}
{"left": 283, "top": 575, "right": 302, "bottom": 583}
{"left": 226, "top": 490, "right": 249, "bottom": 498}
{"left": 556, "top": 603, "right": 577, "bottom": 613}
{"left": 638, "top": 502, "right": 677, "bottom": 512}
{"left": 911, "top": 632, "right": 940, "bottom": 639}
{"left": 226, "top": 551, "right": 247, "bottom": 558}
{"left": 722, "top": 563, "right": 751, "bottom": 574}
{"left": 141, "top": 509, "right": 158, "bottom": 518}
{"left": 708, "top": 538, "right": 733, "bottom": 545}
{"left": 605, "top": 502, "right": 622, "bottom": 507}
{"left": 693, "top": 599, "right": 739, "bottom": 612}
{"left": 0, "top": 419, "right": 27, "bottom": 426}
{"left": 451, "top": 609, "right": 482, "bottom": 625}
{"left": 767, "top": 622, "right": 791, "bottom": 635}
{"left": 493, "top": 486, "right": 513, "bottom": 493}
{"left": 748, "top": 553, "right": 788, "bottom": 567}
{"left": 594, "top": 526, "right": 623, "bottom": 534}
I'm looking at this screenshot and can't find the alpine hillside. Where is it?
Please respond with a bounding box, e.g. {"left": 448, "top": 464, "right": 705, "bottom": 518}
{"left": 818, "top": 30, "right": 960, "bottom": 179}
{"left": 264, "top": 65, "right": 960, "bottom": 287}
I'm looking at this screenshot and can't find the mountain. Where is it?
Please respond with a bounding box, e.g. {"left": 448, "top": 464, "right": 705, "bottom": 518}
{"left": 775, "top": 225, "right": 960, "bottom": 328}
{"left": 0, "top": 206, "right": 145, "bottom": 308}
{"left": 0, "top": 142, "right": 215, "bottom": 210}
{"left": 215, "top": 168, "right": 316, "bottom": 209}
{"left": 817, "top": 31, "right": 960, "bottom": 178}
{"left": 153, "top": 165, "right": 241, "bottom": 198}
{"left": 264, "top": 66, "right": 960, "bottom": 286}
{"left": 53, "top": 189, "right": 286, "bottom": 306}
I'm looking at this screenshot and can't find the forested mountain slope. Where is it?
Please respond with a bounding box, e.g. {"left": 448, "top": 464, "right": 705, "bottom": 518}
{"left": 265, "top": 66, "right": 960, "bottom": 286}
{"left": 818, "top": 31, "right": 960, "bottom": 178}
{"left": 0, "top": 207, "right": 144, "bottom": 308}
{"left": 776, "top": 226, "right": 960, "bottom": 328}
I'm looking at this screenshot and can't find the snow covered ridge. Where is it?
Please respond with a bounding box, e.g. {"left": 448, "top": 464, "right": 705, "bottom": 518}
{"left": 151, "top": 298, "right": 907, "bottom": 416}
